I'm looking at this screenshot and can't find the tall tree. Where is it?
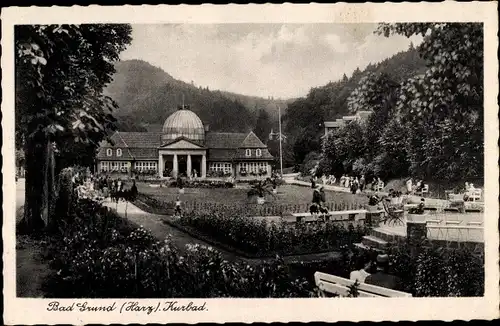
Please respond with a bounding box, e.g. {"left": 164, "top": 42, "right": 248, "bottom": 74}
{"left": 377, "top": 23, "right": 483, "bottom": 181}
{"left": 16, "top": 24, "right": 132, "bottom": 233}
{"left": 347, "top": 72, "right": 400, "bottom": 159}
{"left": 254, "top": 108, "right": 272, "bottom": 142}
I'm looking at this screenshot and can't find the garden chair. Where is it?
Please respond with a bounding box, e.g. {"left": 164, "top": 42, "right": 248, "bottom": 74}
{"left": 416, "top": 184, "right": 429, "bottom": 197}
{"left": 466, "top": 189, "right": 482, "bottom": 202}
{"left": 380, "top": 200, "right": 405, "bottom": 226}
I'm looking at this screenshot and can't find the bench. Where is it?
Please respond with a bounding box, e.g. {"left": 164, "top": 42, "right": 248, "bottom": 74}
{"left": 467, "top": 221, "right": 483, "bottom": 226}
{"left": 314, "top": 272, "right": 412, "bottom": 298}
{"left": 445, "top": 220, "right": 462, "bottom": 225}
{"left": 426, "top": 219, "right": 442, "bottom": 224}
{"left": 292, "top": 209, "right": 367, "bottom": 223}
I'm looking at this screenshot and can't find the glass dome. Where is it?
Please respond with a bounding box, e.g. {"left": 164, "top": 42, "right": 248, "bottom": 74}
{"left": 162, "top": 106, "right": 205, "bottom": 142}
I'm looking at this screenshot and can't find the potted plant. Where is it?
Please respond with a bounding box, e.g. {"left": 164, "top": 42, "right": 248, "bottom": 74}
{"left": 268, "top": 177, "right": 278, "bottom": 194}
{"left": 247, "top": 179, "right": 274, "bottom": 204}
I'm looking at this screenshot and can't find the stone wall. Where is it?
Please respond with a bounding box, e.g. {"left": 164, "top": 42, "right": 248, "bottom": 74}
{"left": 406, "top": 221, "right": 427, "bottom": 245}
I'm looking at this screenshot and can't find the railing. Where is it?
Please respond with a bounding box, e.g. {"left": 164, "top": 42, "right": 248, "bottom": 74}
{"left": 182, "top": 200, "right": 365, "bottom": 217}
{"left": 426, "top": 224, "right": 483, "bottom": 243}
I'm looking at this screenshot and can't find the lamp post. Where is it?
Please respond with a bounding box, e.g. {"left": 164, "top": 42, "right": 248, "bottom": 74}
{"left": 278, "top": 104, "right": 283, "bottom": 177}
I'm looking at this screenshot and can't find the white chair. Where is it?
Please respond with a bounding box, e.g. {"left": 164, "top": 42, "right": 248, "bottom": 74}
{"left": 468, "top": 189, "right": 482, "bottom": 202}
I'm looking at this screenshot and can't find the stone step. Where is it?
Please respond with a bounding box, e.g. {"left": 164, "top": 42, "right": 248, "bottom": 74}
{"left": 354, "top": 242, "right": 385, "bottom": 253}
{"left": 370, "top": 228, "right": 405, "bottom": 243}
{"left": 361, "top": 235, "right": 388, "bottom": 249}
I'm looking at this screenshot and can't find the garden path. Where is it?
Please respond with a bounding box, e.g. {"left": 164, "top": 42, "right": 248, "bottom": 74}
{"left": 16, "top": 178, "right": 53, "bottom": 297}
{"left": 105, "top": 200, "right": 342, "bottom": 265}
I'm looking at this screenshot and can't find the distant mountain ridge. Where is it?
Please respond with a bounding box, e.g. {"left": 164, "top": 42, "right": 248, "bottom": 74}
{"left": 105, "top": 59, "right": 286, "bottom": 133}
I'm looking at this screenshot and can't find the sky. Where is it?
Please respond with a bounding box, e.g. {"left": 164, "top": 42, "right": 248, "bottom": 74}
{"left": 121, "top": 24, "right": 422, "bottom": 99}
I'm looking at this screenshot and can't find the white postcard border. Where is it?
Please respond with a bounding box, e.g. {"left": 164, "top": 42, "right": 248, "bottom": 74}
{"left": 2, "top": 2, "right": 499, "bottom": 324}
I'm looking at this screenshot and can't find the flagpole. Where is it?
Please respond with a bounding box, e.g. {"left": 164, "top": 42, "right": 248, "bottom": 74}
{"left": 278, "top": 104, "right": 283, "bottom": 177}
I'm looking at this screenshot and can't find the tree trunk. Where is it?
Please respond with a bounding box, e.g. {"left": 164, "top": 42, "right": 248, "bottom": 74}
{"left": 19, "top": 136, "right": 48, "bottom": 233}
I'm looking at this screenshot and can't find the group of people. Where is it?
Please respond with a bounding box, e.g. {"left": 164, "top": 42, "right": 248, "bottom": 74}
{"left": 321, "top": 175, "right": 336, "bottom": 185}
{"left": 350, "top": 253, "right": 402, "bottom": 291}
{"left": 311, "top": 174, "right": 387, "bottom": 195}
{"left": 73, "top": 172, "right": 138, "bottom": 202}
{"left": 405, "top": 178, "right": 426, "bottom": 195}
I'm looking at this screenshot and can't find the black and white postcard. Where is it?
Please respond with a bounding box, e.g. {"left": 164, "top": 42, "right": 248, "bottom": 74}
{"left": 2, "top": 2, "right": 499, "bottom": 324}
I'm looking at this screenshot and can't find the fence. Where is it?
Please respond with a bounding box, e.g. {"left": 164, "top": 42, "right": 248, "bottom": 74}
{"left": 426, "top": 225, "right": 483, "bottom": 243}
{"left": 182, "top": 200, "right": 366, "bottom": 217}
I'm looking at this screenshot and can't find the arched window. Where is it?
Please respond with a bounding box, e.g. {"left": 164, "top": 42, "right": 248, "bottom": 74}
{"left": 256, "top": 149, "right": 262, "bottom": 157}
{"left": 106, "top": 148, "right": 112, "bottom": 157}
{"left": 116, "top": 149, "right": 122, "bottom": 157}
{"left": 245, "top": 149, "right": 252, "bottom": 157}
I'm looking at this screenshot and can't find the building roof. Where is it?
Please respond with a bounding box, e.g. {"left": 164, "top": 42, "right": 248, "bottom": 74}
{"left": 240, "top": 131, "right": 267, "bottom": 148}
{"left": 98, "top": 130, "right": 273, "bottom": 162}
{"left": 100, "top": 131, "right": 163, "bottom": 148}
{"left": 160, "top": 136, "right": 205, "bottom": 148}
{"left": 233, "top": 148, "right": 273, "bottom": 161}
{"left": 205, "top": 132, "right": 247, "bottom": 149}
{"left": 207, "top": 148, "right": 235, "bottom": 161}
{"left": 162, "top": 107, "right": 205, "bottom": 142}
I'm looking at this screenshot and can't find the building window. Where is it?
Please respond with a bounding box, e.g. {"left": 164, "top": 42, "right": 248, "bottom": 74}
{"left": 116, "top": 149, "right": 122, "bottom": 157}
{"left": 134, "top": 161, "right": 158, "bottom": 172}
{"left": 100, "top": 161, "right": 110, "bottom": 172}
{"left": 256, "top": 149, "right": 262, "bottom": 157}
{"left": 106, "top": 148, "right": 112, "bottom": 157}
{"left": 240, "top": 162, "right": 267, "bottom": 175}
{"left": 209, "top": 162, "right": 232, "bottom": 174}
{"left": 245, "top": 149, "right": 251, "bottom": 157}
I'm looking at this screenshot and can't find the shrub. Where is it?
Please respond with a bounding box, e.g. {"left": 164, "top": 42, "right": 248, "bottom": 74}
{"left": 177, "top": 208, "right": 368, "bottom": 257}
{"left": 45, "top": 199, "right": 315, "bottom": 298}
{"left": 350, "top": 243, "right": 484, "bottom": 297}
{"left": 169, "top": 179, "right": 234, "bottom": 189}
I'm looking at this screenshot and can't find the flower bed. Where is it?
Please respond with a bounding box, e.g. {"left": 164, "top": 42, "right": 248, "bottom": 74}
{"left": 169, "top": 179, "right": 235, "bottom": 189}
{"left": 44, "top": 198, "right": 313, "bottom": 298}
{"left": 174, "top": 208, "right": 368, "bottom": 257}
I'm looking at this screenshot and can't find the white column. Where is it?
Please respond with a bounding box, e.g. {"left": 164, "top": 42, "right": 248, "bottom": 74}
{"left": 187, "top": 154, "right": 192, "bottom": 178}
{"left": 173, "top": 154, "right": 178, "bottom": 178}
{"left": 201, "top": 154, "right": 207, "bottom": 178}
{"left": 267, "top": 162, "right": 272, "bottom": 177}
{"left": 159, "top": 154, "right": 164, "bottom": 178}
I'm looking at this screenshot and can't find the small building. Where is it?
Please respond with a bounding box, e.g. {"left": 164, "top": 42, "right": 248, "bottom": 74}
{"left": 96, "top": 106, "right": 274, "bottom": 179}
{"left": 268, "top": 129, "right": 287, "bottom": 142}
{"left": 324, "top": 110, "right": 373, "bottom": 138}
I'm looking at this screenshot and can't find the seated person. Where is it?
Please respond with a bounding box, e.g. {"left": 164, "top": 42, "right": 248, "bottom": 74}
{"left": 350, "top": 257, "right": 374, "bottom": 283}
{"left": 365, "top": 254, "right": 403, "bottom": 291}
{"left": 408, "top": 198, "right": 425, "bottom": 214}
{"left": 416, "top": 180, "right": 424, "bottom": 192}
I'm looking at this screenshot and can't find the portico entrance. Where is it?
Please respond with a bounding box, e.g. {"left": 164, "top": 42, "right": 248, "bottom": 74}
{"left": 158, "top": 143, "right": 207, "bottom": 179}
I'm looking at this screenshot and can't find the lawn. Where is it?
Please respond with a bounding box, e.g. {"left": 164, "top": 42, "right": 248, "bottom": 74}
{"left": 136, "top": 182, "right": 368, "bottom": 215}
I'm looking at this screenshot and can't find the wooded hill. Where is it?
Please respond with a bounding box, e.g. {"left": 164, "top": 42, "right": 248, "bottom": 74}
{"left": 105, "top": 59, "right": 287, "bottom": 133}
{"left": 283, "top": 46, "right": 427, "bottom": 165}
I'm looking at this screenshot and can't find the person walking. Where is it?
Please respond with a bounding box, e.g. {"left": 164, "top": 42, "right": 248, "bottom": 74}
{"left": 359, "top": 175, "right": 366, "bottom": 192}
{"left": 406, "top": 178, "right": 413, "bottom": 194}
{"left": 174, "top": 196, "right": 182, "bottom": 217}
